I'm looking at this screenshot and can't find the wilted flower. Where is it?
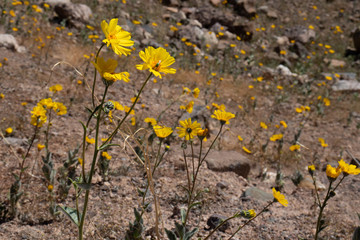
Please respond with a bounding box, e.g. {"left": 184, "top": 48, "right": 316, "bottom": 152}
{"left": 92, "top": 57, "right": 130, "bottom": 85}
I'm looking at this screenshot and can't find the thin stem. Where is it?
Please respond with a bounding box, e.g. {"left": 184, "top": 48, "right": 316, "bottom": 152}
{"left": 314, "top": 180, "right": 333, "bottom": 240}
{"left": 227, "top": 201, "right": 274, "bottom": 240}
{"left": 190, "top": 141, "right": 195, "bottom": 180}
{"left": 78, "top": 85, "right": 109, "bottom": 240}
{"left": 311, "top": 175, "right": 322, "bottom": 207}
{"left": 184, "top": 125, "right": 224, "bottom": 226}
{"left": 200, "top": 124, "right": 224, "bottom": 163}
{"left": 91, "top": 43, "right": 105, "bottom": 108}
{"left": 100, "top": 73, "right": 153, "bottom": 149}
{"left": 203, "top": 213, "right": 239, "bottom": 240}
{"left": 19, "top": 124, "right": 39, "bottom": 181}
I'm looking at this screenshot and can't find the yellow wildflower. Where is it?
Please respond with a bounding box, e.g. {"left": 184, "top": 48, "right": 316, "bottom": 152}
{"left": 153, "top": 125, "right": 173, "bottom": 139}
{"left": 176, "top": 118, "right": 201, "bottom": 141}
{"left": 102, "top": 151, "right": 112, "bottom": 160}
{"left": 270, "top": 134, "right": 283, "bottom": 142}
{"left": 211, "top": 110, "right": 235, "bottom": 125}
{"left": 280, "top": 121, "right": 287, "bottom": 128}
{"left": 136, "top": 46, "right": 176, "bottom": 79}
{"left": 5, "top": 127, "right": 13, "bottom": 134}
{"left": 260, "top": 122, "right": 268, "bottom": 129}
{"left": 192, "top": 88, "right": 200, "bottom": 98}
{"left": 289, "top": 144, "right": 300, "bottom": 151}
{"left": 86, "top": 136, "right": 95, "bottom": 144}
{"left": 338, "top": 159, "right": 360, "bottom": 176}
{"left": 101, "top": 18, "right": 134, "bottom": 56}
{"left": 37, "top": 143, "right": 45, "bottom": 151}
{"left": 318, "top": 138, "right": 328, "bottom": 147}
{"left": 242, "top": 146, "right": 251, "bottom": 154}
{"left": 92, "top": 57, "right": 130, "bottom": 84}
{"left": 272, "top": 188, "right": 288, "bottom": 207}
{"left": 144, "top": 117, "right": 157, "bottom": 126}
{"left": 326, "top": 164, "right": 341, "bottom": 180}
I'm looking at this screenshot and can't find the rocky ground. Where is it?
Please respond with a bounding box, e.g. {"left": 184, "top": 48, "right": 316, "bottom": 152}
{"left": 0, "top": 0, "right": 360, "bottom": 239}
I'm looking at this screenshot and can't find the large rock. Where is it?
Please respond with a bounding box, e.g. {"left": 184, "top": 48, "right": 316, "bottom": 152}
{"left": 242, "top": 187, "right": 273, "bottom": 202}
{"left": 44, "top": 0, "right": 70, "bottom": 6}
{"left": 205, "top": 150, "right": 251, "bottom": 178}
{"left": 298, "top": 175, "right": 326, "bottom": 191}
{"left": 231, "top": 0, "right": 256, "bottom": 18}
{"left": 54, "top": 2, "right": 92, "bottom": 28}
{"left": 332, "top": 80, "right": 360, "bottom": 91}
{"left": 194, "top": 6, "right": 235, "bottom": 28}
{"left": 353, "top": 28, "right": 360, "bottom": 52}
{"left": 284, "top": 26, "right": 316, "bottom": 44}
{"left": 0, "top": 34, "right": 26, "bottom": 53}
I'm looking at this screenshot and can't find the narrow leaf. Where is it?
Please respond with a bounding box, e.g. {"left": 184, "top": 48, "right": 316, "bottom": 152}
{"left": 57, "top": 205, "right": 80, "bottom": 226}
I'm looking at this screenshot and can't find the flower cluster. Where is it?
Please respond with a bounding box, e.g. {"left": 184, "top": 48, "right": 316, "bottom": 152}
{"left": 30, "top": 98, "right": 67, "bottom": 127}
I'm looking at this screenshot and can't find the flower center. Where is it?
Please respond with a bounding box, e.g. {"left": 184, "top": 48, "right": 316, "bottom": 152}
{"left": 152, "top": 60, "right": 161, "bottom": 71}
{"left": 186, "top": 128, "right": 192, "bottom": 133}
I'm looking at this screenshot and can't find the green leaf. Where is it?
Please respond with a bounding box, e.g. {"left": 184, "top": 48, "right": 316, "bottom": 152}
{"left": 98, "top": 143, "right": 120, "bottom": 151}
{"left": 175, "top": 222, "right": 185, "bottom": 238}
{"left": 57, "top": 205, "right": 80, "bottom": 226}
{"left": 165, "top": 229, "right": 177, "bottom": 240}
{"left": 181, "top": 208, "right": 186, "bottom": 225}
{"left": 184, "top": 227, "right": 198, "bottom": 240}
{"left": 189, "top": 201, "right": 201, "bottom": 210}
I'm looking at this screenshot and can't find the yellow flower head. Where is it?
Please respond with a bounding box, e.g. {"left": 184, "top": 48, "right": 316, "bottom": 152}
{"left": 153, "top": 125, "right": 173, "bottom": 139}
{"left": 318, "top": 138, "right": 328, "bottom": 147}
{"left": 86, "top": 136, "right": 95, "bottom": 144}
{"left": 5, "top": 127, "right": 13, "bottom": 134}
{"left": 192, "top": 88, "right": 200, "bottom": 98}
{"left": 49, "top": 84, "right": 63, "bottom": 93}
{"left": 280, "top": 121, "right": 287, "bottom": 128}
{"left": 338, "top": 159, "right": 360, "bottom": 176}
{"left": 92, "top": 57, "right": 130, "bottom": 85}
{"left": 37, "top": 143, "right": 45, "bottom": 151}
{"left": 144, "top": 117, "right": 157, "bottom": 126}
{"left": 326, "top": 164, "right": 341, "bottom": 181}
{"left": 30, "top": 105, "right": 47, "bottom": 127}
{"left": 272, "top": 188, "right": 288, "bottom": 207}
{"left": 177, "top": 118, "right": 201, "bottom": 141}
{"left": 211, "top": 110, "right": 235, "bottom": 125}
{"left": 289, "top": 144, "right": 300, "bottom": 151}
{"left": 48, "top": 185, "right": 54, "bottom": 191}
{"left": 260, "top": 122, "right": 268, "bottom": 129}
{"left": 101, "top": 18, "right": 134, "bottom": 56}
{"left": 53, "top": 102, "right": 67, "bottom": 115}
{"left": 180, "top": 101, "right": 194, "bottom": 114}
{"left": 102, "top": 151, "right": 112, "bottom": 160}
{"left": 308, "top": 164, "right": 315, "bottom": 176}
{"left": 270, "top": 134, "right": 283, "bottom": 142}
{"left": 136, "top": 46, "right": 176, "bottom": 79}
{"left": 197, "top": 128, "right": 208, "bottom": 141}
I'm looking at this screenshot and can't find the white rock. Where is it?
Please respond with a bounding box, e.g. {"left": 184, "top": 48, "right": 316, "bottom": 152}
{"left": 276, "top": 64, "right": 296, "bottom": 77}
{"left": 0, "top": 34, "right": 26, "bottom": 53}
{"left": 332, "top": 80, "right": 360, "bottom": 91}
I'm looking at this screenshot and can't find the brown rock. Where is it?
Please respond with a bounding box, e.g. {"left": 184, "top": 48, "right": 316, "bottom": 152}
{"left": 298, "top": 175, "right": 326, "bottom": 191}
{"left": 205, "top": 150, "right": 251, "bottom": 178}
{"left": 353, "top": 28, "right": 360, "bottom": 52}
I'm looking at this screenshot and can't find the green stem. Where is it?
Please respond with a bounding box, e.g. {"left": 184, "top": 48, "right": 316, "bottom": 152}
{"left": 314, "top": 180, "right": 333, "bottom": 240}
{"left": 184, "top": 125, "right": 223, "bottom": 226}
{"left": 100, "top": 72, "right": 153, "bottom": 149}
{"left": 78, "top": 85, "right": 109, "bottom": 240}
{"left": 91, "top": 43, "right": 105, "bottom": 108}
{"left": 19, "top": 124, "right": 39, "bottom": 181}
{"left": 227, "top": 201, "right": 273, "bottom": 240}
